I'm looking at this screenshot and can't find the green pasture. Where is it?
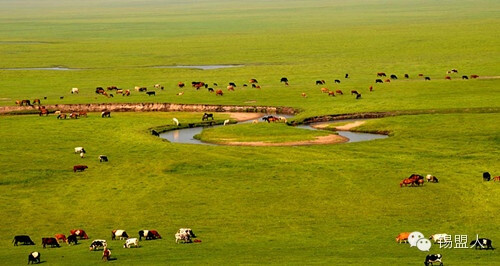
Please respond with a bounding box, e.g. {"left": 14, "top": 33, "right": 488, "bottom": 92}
{"left": 0, "top": 0, "right": 499, "bottom": 265}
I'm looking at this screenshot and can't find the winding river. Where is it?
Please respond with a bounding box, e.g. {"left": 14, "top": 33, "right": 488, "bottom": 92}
{"left": 159, "top": 116, "right": 387, "bottom": 145}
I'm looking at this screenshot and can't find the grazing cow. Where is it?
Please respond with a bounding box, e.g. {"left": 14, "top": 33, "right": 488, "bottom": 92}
{"left": 21, "top": 99, "right": 32, "bottom": 106}
{"left": 494, "top": 176, "right": 500, "bottom": 182}
{"left": 208, "top": 87, "right": 214, "bottom": 92}
{"left": 280, "top": 77, "right": 288, "bottom": 83}
{"left": 178, "top": 82, "right": 185, "bottom": 88}
{"left": 146, "top": 91, "right": 156, "bottom": 96}
{"left": 112, "top": 230, "right": 129, "bottom": 240}
{"left": 278, "top": 116, "right": 288, "bottom": 123}
{"left": 13, "top": 235, "right": 35, "bottom": 246}
{"left": 101, "top": 111, "right": 111, "bottom": 118}
{"left": 345, "top": 73, "right": 349, "bottom": 78}
{"left": 462, "top": 75, "right": 468, "bottom": 80}
{"left": 70, "top": 112, "right": 79, "bottom": 119}
{"left": 451, "top": 68, "right": 458, "bottom": 73}
{"left": 483, "top": 172, "right": 491, "bottom": 181}
{"left": 321, "top": 88, "right": 329, "bottom": 93}
{"left": 151, "top": 130, "right": 160, "bottom": 137}
{"left": 99, "top": 155, "right": 109, "bottom": 162}
{"left": 78, "top": 111, "right": 87, "bottom": 118}
{"left": 377, "top": 72, "right": 386, "bottom": 77}
{"left": 470, "top": 74, "right": 479, "bottom": 79}
{"left": 396, "top": 232, "right": 410, "bottom": 243}
{"left": 123, "top": 238, "right": 139, "bottom": 248}
{"left": 243, "top": 84, "right": 248, "bottom": 87}
{"left": 89, "top": 240, "right": 107, "bottom": 251}
{"left": 96, "top": 87, "right": 105, "bottom": 94}
{"left": 351, "top": 90, "right": 359, "bottom": 95}
{"left": 316, "top": 80, "right": 325, "bottom": 85}
{"left": 334, "top": 79, "right": 341, "bottom": 83}
{"left": 445, "top": 76, "right": 451, "bottom": 80}
{"left": 252, "top": 84, "right": 261, "bottom": 88}
{"left": 28, "top": 252, "right": 40, "bottom": 264}
{"left": 73, "top": 165, "right": 88, "bottom": 172}
{"left": 71, "top": 88, "right": 79, "bottom": 94}
{"left": 116, "top": 89, "right": 123, "bottom": 94}
{"left": 42, "top": 237, "right": 60, "bottom": 248}
{"left": 173, "top": 118, "right": 179, "bottom": 126}
{"left": 123, "top": 89, "right": 130, "bottom": 96}
{"left": 67, "top": 234, "right": 78, "bottom": 245}
{"left": 429, "top": 234, "right": 450, "bottom": 244}
{"left": 470, "top": 238, "right": 494, "bottom": 250}
{"left": 424, "top": 254, "right": 443, "bottom": 266}
{"left": 138, "top": 87, "right": 147, "bottom": 92}
{"left": 301, "top": 93, "right": 307, "bottom": 98}
{"left": 227, "top": 85, "right": 235, "bottom": 91}
{"left": 252, "top": 120, "right": 258, "bottom": 124}
{"left": 178, "top": 228, "right": 196, "bottom": 238}
{"left": 192, "top": 82, "right": 205, "bottom": 89}
{"left": 356, "top": 93, "right": 361, "bottom": 99}
{"left": 54, "top": 234, "right": 67, "bottom": 243}
{"left": 139, "top": 230, "right": 159, "bottom": 241}
{"left": 404, "top": 74, "right": 409, "bottom": 78}
{"left": 262, "top": 116, "right": 279, "bottom": 123}
{"left": 223, "top": 119, "right": 230, "bottom": 126}
{"left": 60, "top": 96, "right": 64, "bottom": 99}
{"left": 150, "top": 230, "right": 162, "bottom": 239}
{"left": 385, "top": 79, "right": 391, "bottom": 82}
{"left": 74, "top": 147, "right": 86, "bottom": 154}
{"left": 107, "top": 86, "right": 117, "bottom": 90}
{"left": 249, "top": 79, "right": 258, "bottom": 83}
{"left": 154, "top": 84, "right": 163, "bottom": 89}
{"left": 229, "top": 82, "right": 236, "bottom": 87}
{"left": 57, "top": 113, "right": 67, "bottom": 119}
{"left": 426, "top": 175, "right": 439, "bottom": 183}
{"left": 375, "top": 79, "right": 383, "bottom": 83}
{"left": 215, "top": 89, "right": 223, "bottom": 96}
{"left": 33, "top": 99, "right": 41, "bottom": 105}
{"left": 425, "top": 77, "right": 431, "bottom": 81}
{"left": 390, "top": 74, "right": 398, "bottom": 79}
{"left": 202, "top": 113, "right": 214, "bottom": 121}
{"left": 369, "top": 86, "right": 373, "bottom": 92}
{"left": 335, "top": 90, "right": 343, "bottom": 95}
{"left": 175, "top": 231, "right": 192, "bottom": 244}
{"left": 39, "top": 107, "right": 49, "bottom": 116}
{"left": 176, "top": 92, "right": 184, "bottom": 96}
{"left": 328, "top": 91, "right": 335, "bottom": 96}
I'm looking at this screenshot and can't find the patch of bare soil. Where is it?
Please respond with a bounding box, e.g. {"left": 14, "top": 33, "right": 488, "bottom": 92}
{"left": 223, "top": 134, "right": 348, "bottom": 146}
{"left": 229, "top": 112, "right": 265, "bottom": 121}
{"left": 311, "top": 121, "right": 366, "bottom": 131}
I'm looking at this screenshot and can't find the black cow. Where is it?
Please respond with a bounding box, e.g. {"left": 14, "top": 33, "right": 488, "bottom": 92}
{"left": 101, "top": 111, "right": 111, "bottom": 118}
{"left": 345, "top": 73, "right": 349, "bottom": 78}
{"left": 334, "top": 79, "right": 341, "bottom": 83}
{"left": 28, "top": 252, "right": 41, "bottom": 264}
{"left": 390, "top": 74, "right": 398, "bottom": 79}
{"left": 483, "top": 172, "right": 491, "bottom": 181}
{"left": 462, "top": 75, "right": 468, "bottom": 80}
{"left": 470, "top": 238, "right": 494, "bottom": 250}
{"left": 89, "top": 240, "right": 106, "bottom": 251}
{"left": 424, "top": 254, "right": 443, "bottom": 266}
{"left": 315, "top": 80, "right": 325, "bottom": 85}
{"left": 356, "top": 93, "right": 362, "bottom": 99}
{"left": 146, "top": 91, "right": 155, "bottom": 96}
{"left": 151, "top": 130, "right": 160, "bottom": 137}
{"left": 99, "top": 155, "right": 109, "bottom": 162}
{"left": 138, "top": 230, "right": 157, "bottom": 241}
{"left": 208, "top": 87, "right": 214, "bottom": 92}
{"left": 67, "top": 234, "right": 78, "bottom": 245}
{"left": 425, "top": 77, "right": 431, "bottom": 81}
{"left": 202, "top": 113, "right": 214, "bottom": 121}
{"left": 375, "top": 79, "right": 383, "bottom": 83}
{"left": 13, "top": 235, "right": 35, "bottom": 246}
{"left": 404, "top": 74, "right": 409, "bottom": 78}
{"left": 229, "top": 82, "right": 236, "bottom": 87}
{"left": 280, "top": 77, "right": 288, "bottom": 83}
{"left": 42, "top": 237, "right": 60, "bottom": 248}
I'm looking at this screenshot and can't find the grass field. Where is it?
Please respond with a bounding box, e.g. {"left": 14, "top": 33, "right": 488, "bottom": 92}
{"left": 0, "top": 0, "right": 499, "bottom": 265}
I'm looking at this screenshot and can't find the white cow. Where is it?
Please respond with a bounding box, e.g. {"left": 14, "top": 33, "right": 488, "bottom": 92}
{"left": 74, "top": 147, "right": 85, "bottom": 154}
{"left": 178, "top": 228, "right": 196, "bottom": 238}
{"left": 175, "top": 232, "right": 191, "bottom": 244}
{"left": 71, "top": 88, "right": 79, "bottom": 94}
{"left": 173, "top": 118, "right": 179, "bottom": 126}
{"left": 223, "top": 119, "right": 230, "bottom": 126}
{"left": 123, "top": 238, "right": 139, "bottom": 248}
{"left": 112, "top": 230, "right": 129, "bottom": 240}
{"left": 429, "top": 234, "right": 451, "bottom": 244}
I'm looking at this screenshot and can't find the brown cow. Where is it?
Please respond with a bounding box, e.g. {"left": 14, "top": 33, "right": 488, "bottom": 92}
{"left": 493, "top": 176, "right": 500, "bottom": 182}
{"left": 54, "top": 234, "right": 67, "bottom": 243}
{"left": 328, "top": 91, "right": 335, "bottom": 96}
{"left": 70, "top": 112, "right": 79, "bottom": 119}
{"left": 42, "top": 237, "right": 60, "bottom": 248}
{"left": 39, "top": 107, "right": 49, "bottom": 116}
{"left": 470, "top": 74, "right": 479, "bottom": 79}
{"left": 79, "top": 111, "right": 88, "bottom": 118}
{"left": 335, "top": 90, "right": 343, "bottom": 95}
{"left": 70, "top": 229, "right": 89, "bottom": 239}
{"left": 369, "top": 86, "right": 373, "bottom": 92}
{"left": 445, "top": 76, "right": 451, "bottom": 80}
{"left": 33, "top": 99, "right": 41, "bottom": 105}
{"left": 57, "top": 114, "right": 67, "bottom": 119}
{"left": 73, "top": 165, "right": 88, "bottom": 172}
{"left": 301, "top": 93, "right": 307, "bottom": 98}
{"left": 385, "top": 79, "right": 391, "bottom": 83}
{"left": 351, "top": 90, "right": 359, "bottom": 95}
{"left": 123, "top": 90, "right": 130, "bottom": 96}
{"left": 377, "top": 72, "right": 386, "bottom": 77}
{"left": 227, "top": 85, "right": 235, "bottom": 91}
{"left": 396, "top": 232, "right": 410, "bottom": 243}
{"left": 249, "top": 79, "right": 258, "bottom": 83}
{"left": 216, "top": 90, "right": 223, "bottom": 96}
{"left": 320, "top": 88, "right": 329, "bottom": 93}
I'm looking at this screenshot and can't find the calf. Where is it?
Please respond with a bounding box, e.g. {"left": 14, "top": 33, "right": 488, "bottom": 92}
{"left": 112, "top": 230, "right": 129, "bottom": 240}
{"left": 42, "top": 237, "right": 60, "bottom": 248}
{"left": 28, "top": 252, "right": 41, "bottom": 264}
{"left": 67, "top": 234, "right": 78, "bottom": 245}
{"left": 146, "top": 91, "right": 156, "bottom": 96}
{"left": 89, "top": 240, "right": 107, "bottom": 251}
{"left": 424, "top": 254, "right": 443, "bottom": 266}
{"left": 123, "top": 238, "right": 139, "bottom": 248}
{"left": 73, "top": 165, "right": 88, "bottom": 172}
{"left": 13, "top": 235, "right": 35, "bottom": 246}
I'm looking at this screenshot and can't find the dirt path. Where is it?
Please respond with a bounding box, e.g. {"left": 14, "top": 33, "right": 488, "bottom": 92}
{"left": 229, "top": 112, "right": 265, "bottom": 122}
{"left": 222, "top": 134, "right": 348, "bottom": 146}
{"left": 311, "top": 121, "right": 366, "bottom": 131}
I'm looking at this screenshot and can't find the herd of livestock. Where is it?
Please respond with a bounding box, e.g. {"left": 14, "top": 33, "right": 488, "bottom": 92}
{"left": 14, "top": 228, "right": 199, "bottom": 263}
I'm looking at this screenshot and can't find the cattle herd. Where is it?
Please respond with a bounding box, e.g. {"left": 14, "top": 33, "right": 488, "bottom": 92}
{"left": 13, "top": 228, "right": 199, "bottom": 263}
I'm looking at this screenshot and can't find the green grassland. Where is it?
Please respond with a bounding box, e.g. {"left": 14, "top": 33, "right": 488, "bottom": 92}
{"left": 0, "top": 0, "right": 499, "bottom": 265}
